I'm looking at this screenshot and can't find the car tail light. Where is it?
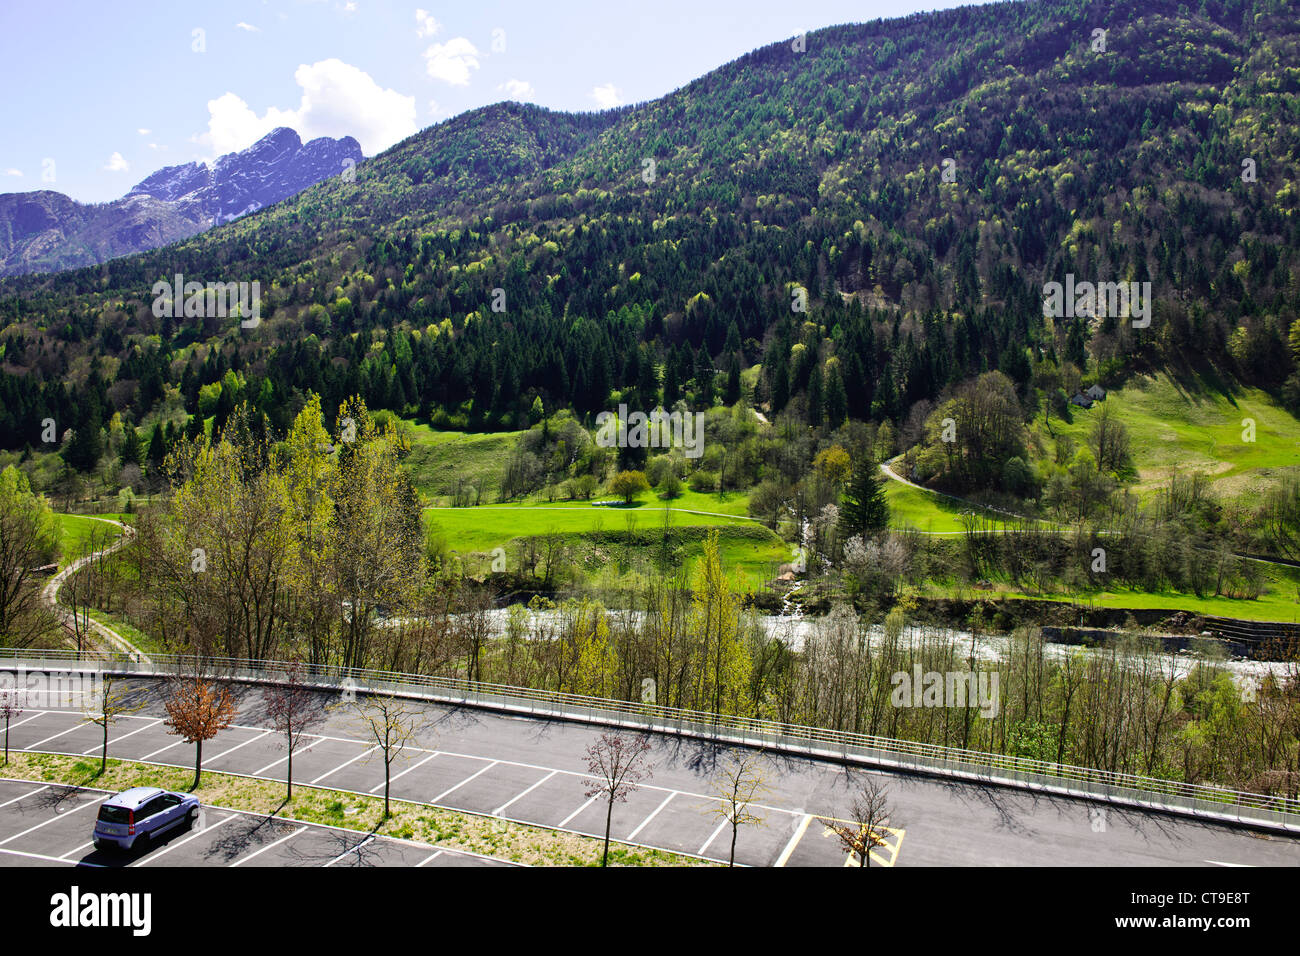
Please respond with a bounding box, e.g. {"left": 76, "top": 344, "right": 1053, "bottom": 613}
{"left": 128, "top": 810, "right": 135, "bottom": 836}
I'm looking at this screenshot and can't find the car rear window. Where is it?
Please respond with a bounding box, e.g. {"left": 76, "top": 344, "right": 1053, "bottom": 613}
{"left": 98, "top": 805, "right": 130, "bottom": 824}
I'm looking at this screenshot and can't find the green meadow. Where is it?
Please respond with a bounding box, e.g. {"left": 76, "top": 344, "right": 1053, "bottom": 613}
{"left": 424, "top": 491, "right": 789, "bottom": 589}
{"left": 884, "top": 479, "right": 1014, "bottom": 534}
{"left": 53, "top": 513, "right": 124, "bottom": 566}
{"left": 1041, "top": 372, "right": 1300, "bottom": 497}
{"left": 399, "top": 420, "right": 526, "bottom": 502}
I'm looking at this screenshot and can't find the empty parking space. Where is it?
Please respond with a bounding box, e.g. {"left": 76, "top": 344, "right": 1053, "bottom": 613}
{"left": 429, "top": 760, "right": 552, "bottom": 814}
{"left": 382, "top": 752, "right": 484, "bottom": 804}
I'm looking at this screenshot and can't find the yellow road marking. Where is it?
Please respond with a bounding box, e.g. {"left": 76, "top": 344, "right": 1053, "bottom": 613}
{"left": 822, "top": 822, "right": 906, "bottom": 867}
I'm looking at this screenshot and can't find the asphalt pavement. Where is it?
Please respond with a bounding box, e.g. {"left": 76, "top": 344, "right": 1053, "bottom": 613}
{"left": 2, "top": 677, "right": 1297, "bottom": 867}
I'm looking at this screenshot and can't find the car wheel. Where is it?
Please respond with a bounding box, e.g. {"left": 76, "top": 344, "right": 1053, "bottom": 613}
{"left": 135, "top": 832, "right": 150, "bottom": 852}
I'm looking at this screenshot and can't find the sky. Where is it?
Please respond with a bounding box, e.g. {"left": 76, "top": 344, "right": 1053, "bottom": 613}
{"left": 0, "top": 0, "right": 990, "bottom": 203}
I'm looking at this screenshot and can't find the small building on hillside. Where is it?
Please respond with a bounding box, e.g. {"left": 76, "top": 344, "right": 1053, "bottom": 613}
{"left": 1070, "top": 392, "right": 1094, "bottom": 409}
{"left": 1085, "top": 384, "right": 1107, "bottom": 401}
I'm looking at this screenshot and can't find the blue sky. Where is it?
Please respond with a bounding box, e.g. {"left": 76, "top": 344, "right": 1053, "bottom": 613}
{"left": 1, "top": 0, "right": 988, "bottom": 203}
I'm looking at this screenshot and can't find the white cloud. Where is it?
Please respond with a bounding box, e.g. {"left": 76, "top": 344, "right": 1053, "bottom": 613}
{"left": 427, "top": 99, "right": 442, "bottom": 116}
{"left": 235, "top": 22, "right": 259, "bottom": 32}
{"left": 423, "top": 37, "right": 480, "bottom": 86}
{"left": 415, "top": 9, "right": 440, "bottom": 38}
{"left": 3, "top": 168, "right": 22, "bottom": 177}
{"left": 340, "top": 1, "right": 357, "bottom": 12}
{"left": 148, "top": 143, "right": 166, "bottom": 151}
{"left": 590, "top": 83, "right": 623, "bottom": 109}
{"left": 137, "top": 128, "right": 151, "bottom": 135}
{"left": 196, "top": 59, "right": 416, "bottom": 158}
{"left": 104, "top": 152, "right": 129, "bottom": 172}
{"left": 498, "top": 79, "right": 536, "bottom": 101}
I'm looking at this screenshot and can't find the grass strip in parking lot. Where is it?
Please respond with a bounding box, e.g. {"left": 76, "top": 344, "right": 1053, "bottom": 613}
{"left": 2, "top": 753, "right": 710, "bottom": 867}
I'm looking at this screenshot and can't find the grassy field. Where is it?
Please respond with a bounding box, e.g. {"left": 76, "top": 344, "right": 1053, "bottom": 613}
{"left": 401, "top": 420, "right": 525, "bottom": 502}
{"left": 425, "top": 490, "right": 759, "bottom": 552}
{"left": 931, "top": 561, "right": 1300, "bottom": 623}
{"left": 53, "top": 513, "right": 125, "bottom": 566}
{"left": 884, "top": 480, "right": 1017, "bottom": 534}
{"left": 425, "top": 490, "right": 790, "bottom": 590}
{"left": 1040, "top": 372, "right": 1300, "bottom": 497}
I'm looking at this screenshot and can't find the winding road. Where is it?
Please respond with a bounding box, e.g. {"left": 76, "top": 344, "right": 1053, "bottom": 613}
{"left": 43, "top": 516, "right": 150, "bottom": 664}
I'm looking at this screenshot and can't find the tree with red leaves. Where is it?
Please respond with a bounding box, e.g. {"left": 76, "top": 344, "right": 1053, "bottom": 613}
{"left": 163, "top": 676, "right": 238, "bottom": 790}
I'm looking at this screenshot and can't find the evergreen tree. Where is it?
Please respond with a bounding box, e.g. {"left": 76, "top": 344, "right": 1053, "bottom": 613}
{"left": 120, "top": 423, "right": 142, "bottom": 467}
{"left": 147, "top": 422, "right": 167, "bottom": 469}
{"left": 807, "top": 364, "right": 823, "bottom": 427}
{"left": 824, "top": 361, "right": 848, "bottom": 427}
{"left": 840, "top": 463, "right": 890, "bottom": 538}
{"left": 63, "top": 406, "right": 102, "bottom": 473}
{"left": 724, "top": 352, "right": 742, "bottom": 406}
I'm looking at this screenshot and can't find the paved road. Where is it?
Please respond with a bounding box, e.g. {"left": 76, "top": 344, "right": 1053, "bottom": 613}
{"left": 0, "top": 779, "right": 508, "bottom": 868}
{"left": 2, "top": 677, "right": 1297, "bottom": 867}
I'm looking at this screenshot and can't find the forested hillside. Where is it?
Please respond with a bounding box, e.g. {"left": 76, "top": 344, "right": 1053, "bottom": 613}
{"left": 1, "top": 0, "right": 1298, "bottom": 474}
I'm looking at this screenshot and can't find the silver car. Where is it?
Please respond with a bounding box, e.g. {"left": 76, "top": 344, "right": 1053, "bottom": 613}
{"left": 92, "top": 787, "right": 200, "bottom": 851}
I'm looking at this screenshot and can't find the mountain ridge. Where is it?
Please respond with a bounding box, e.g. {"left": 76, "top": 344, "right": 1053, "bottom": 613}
{"left": 0, "top": 127, "right": 363, "bottom": 277}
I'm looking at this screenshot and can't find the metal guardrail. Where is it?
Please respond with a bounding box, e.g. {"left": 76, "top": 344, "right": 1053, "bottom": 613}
{"left": 3, "top": 646, "right": 1299, "bottom": 833}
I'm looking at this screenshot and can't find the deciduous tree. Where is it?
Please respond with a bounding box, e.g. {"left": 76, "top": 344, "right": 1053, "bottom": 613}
{"left": 583, "top": 732, "right": 654, "bottom": 866}
{"left": 823, "top": 775, "right": 893, "bottom": 867}
{"left": 163, "top": 675, "right": 238, "bottom": 789}
{"left": 264, "top": 663, "right": 325, "bottom": 798}
{"left": 708, "top": 751, "right": 769, "bottom": 866}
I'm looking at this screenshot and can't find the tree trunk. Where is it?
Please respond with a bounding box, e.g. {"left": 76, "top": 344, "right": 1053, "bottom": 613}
{"left": 729, "top": 823, "right": 738, "bottom": 867}
{"left": 101, "top": 719, "right": 109, "bottom": 774}
{"left": 602, "top": 797, "right": 613, "bottom": 867}
{"left": 287, "top": 743, "right": 294, "bottom": 799}
{"left": 193, "top": 739, "right": 203, "bottom": 790}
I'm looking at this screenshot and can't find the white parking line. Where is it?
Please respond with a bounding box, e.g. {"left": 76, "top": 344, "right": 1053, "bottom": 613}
{"left": 24, "top": 719, "right": 90, "bottom": 751}
{"left": 699, "top": 818, "right": 729, "bottom": 856}
{"left": 493, "top": 770, "right": 557, "bottom": 816}
{"left": 325, "top": 836, "right": 374, "bottom": 867}
{"left": 432, "top": 760, "right": 499, "bottom": 803}
{"left": 559, "top": 795, "right": 597, "bottom": 828}
{"left": 416, "top": 849, "right": 443, "bottom": 867}
{"left": 627, "top": 791, "right": 676, "bottom": 841}
{"left": 254, "top": 736, "right": 324, "bottom": 775}
{"left": 207, "top": 730, "right": 272, "bottom": 765}
{"left": 310, "top": 745, "right": 378, "bottom": 785}
{"left": 139, "top": 739, "right": 181, "bottom": 761}
{"left": 133, "top": 814, "right": 237, "bottom": 867}
{"left": 60, "top": 840, "right": 96, "bottom": 859}
{"left": 81, "top": 717, "right": 165, "bottom": 756}
{"left": 229, "top": 825, "right": 308, "bottom": 867}
{"left": 0, "top": 795, "right": 102, "bottom": 845}
{"left": 774, "top": 814, "right": 813, "bottom": 867}
{"left": 0, "top": 784, "right": 49, "bottom": 810}
{"left": 0, "top": 846, "right": 102, "bottom": 867}
{"left": 3, "top": 712, "right": 49, "bottom": 734}
{"left": 369, "top": 751, "right": 440, "bottom": 793}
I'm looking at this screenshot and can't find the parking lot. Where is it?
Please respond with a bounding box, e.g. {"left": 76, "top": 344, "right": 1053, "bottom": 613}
{"left": 0, "top": 696, "right": 856, "bottom": 867}
{"left": 5, "top": 679, "right": 1294, "bottom": 867}
{"left": 0, "top": 779, "right": 511, "bottom": 868}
